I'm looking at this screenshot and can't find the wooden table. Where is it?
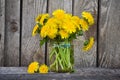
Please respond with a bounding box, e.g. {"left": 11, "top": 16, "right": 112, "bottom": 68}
{"left": 0, "top": 67, "right": 120, "bottom": 80}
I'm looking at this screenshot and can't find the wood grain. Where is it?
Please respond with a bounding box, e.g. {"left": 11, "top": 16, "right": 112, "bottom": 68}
{"left": 49, "top": 0, "right": 72, "bottom": 13}
{"left": 99, "top": 0, "right": 120, "bottom": 68}
{"left": 0, "top": 67, "right": 120, "bottom": 80}
{"left": 21, "top": 0, "right": 47, "bottom": 66}
{"left": 0, "top": 0, "right": 5, "bottom": 66}
{"left": 73, "top": 0, "right": 98, "bottom": 68}
{"left": 4, "top": 0, "right": 20, "bottom": 66}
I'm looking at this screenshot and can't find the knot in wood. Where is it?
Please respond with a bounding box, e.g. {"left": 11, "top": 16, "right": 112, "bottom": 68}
{"left": 10, "top": 21, "right": 18, "bottom": 32}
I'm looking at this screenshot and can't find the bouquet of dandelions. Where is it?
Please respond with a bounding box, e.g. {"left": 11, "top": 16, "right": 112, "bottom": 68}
{"left": 28, "top": 9, "right": 94, "bottom": 73}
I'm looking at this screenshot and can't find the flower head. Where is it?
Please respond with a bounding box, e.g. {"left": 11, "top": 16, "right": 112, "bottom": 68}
{"left": 40, "top": 25, "right": 49, "bottom": 38}
{"left": 36, "top": 14, "right": 49, "bottom": 25}
{"left": 39, "top": 64, "right": 48, "bottom": 74}
{"left": 82, "top": 11, "right": 94, "bottom": 25}
{"left": 35, "top": 14, "right": 42, "bottom": 23}
{"left": 83, "top": 37, "right": 94, "bottom": 51}
{"left": 52, "top": 9, "right": 65, "bottom": 20}
{"left": 40, "top": 14, "right": 49, "bottom": 25}
{"left": 27, "top": 61, "right": 39, "bottom": 74}
{"left": 47, "top": 28, "right": 58, "bottom": 39}
{"left": 62, "top": 21, "right": 76, "bottom": 34}
{"left": 71, "top": 16, "right": 81, "bottom": 30}
{"left": 59, "top": 30, "right": 69, "bottom": 39}
{"left": 79, "top": 19, "right": 89, "bottom": 31}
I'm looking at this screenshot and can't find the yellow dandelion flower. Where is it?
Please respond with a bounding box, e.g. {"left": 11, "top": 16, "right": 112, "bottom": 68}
{"left": 56, "top": 20, "right": 63, "bottom": 28}
{"left": 46, "top": 17, "right": 56, "bottom": 24}
{"left": 46, "top": 18, "right": 58, "bottom": 28}
{"left": 35, "top": 14, "right": 42, "bottom": 23}
{"left": 52, "top": 9, "right": 65, "bottom": 20}
{"left": 79, "top": 19, "right": 89, "bottom": 31}
{"left": 82, "top": 11, "right": 94, "bottom": 25}
{"left": 72, "top": 16, "right": 80, "bottom": 23}
{"left": 59, "top": 30, "right": 69, "bottom": 39}
{"left": 47, "top": 28, "right": 58, "bottom": 39}
{"left": 35, "top": 14, "right": 49, "bottom": 25}
{"left": 62, "top": 21, "right": 76, "bottom": 34}
{"left": 83, "top": 37, "right": 94, "bottom": 51}
{"left": 27, "top": 61, "right": 39, "bottom": 74}
{"left": 40, "top": 14, "right": 49, "bottom": 25}
{"left": 64, "top": 13, "right": 72, "bottom": 19}
{"left": 40, "top": 25, "right": 49, "bottom": 38}
{"left": 39, "top": 64, "right": 48, "bottom": 74}
{"left": 71, "top": 16, "right": 81, "bottom": 30}
{"left": 32, "top": 24, "right": 39, "bottom": 36}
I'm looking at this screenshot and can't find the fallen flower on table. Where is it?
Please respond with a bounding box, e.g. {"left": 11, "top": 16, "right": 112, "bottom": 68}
{"left": 27, "top": 62, "right": 48, "bottom": 74}
{"left": 27, "top": 61, "right": 39, "bottom": 74}
{"left": 39, "top": 64, "right": 48, "bottom": 74}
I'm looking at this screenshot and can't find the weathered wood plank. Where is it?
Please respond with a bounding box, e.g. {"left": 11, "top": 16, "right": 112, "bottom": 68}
{"left": 99, "top": 0, "right": 120, "bottom": 68}
{"left": 4, "top": 0, "right": 20, "bottom": 66}
{"left": 49, "top": 0, "right": 72, "bottom": 13}
{"left": 0, "top": 67, "right": 120, "bottom": 80}
{"left": 0, "top": 0, "right": 5, "bottom": 66}
{"left": 73, "top": 0, "right": 97, "bottom": 68}
{"left": 21, "top": 0, "right": 47, "bottom": 66}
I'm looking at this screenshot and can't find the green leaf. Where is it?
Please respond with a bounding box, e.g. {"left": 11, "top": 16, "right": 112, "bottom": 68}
{"left": 40, "top": 37, "right": 49, "bottom": 47}
{"left": 40, "top": 39, "right": 46, "bottom": 47}
{"left": 68, "top": 33, "right": 77, "bottom": 41}
{"left": 78, "top": 30, "right": 83, "bottom": 36}
{"left": 36, "top": 29, "right": 40, "bottom": 33}
{"left": 43, "top": 19, "right": 48, "bottom": 24}
{"left": 37, "top": 23, "right": 42, "bottom": 28}
{"left": 84, "top": 40, "right": 89, "bottom": 46}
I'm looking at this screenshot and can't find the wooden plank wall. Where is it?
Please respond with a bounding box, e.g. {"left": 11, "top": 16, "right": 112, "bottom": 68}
{"left": 99, "top": 0, "right": 120, "bottom": 68}
{"left": 4, "top": 0, "right": 20, "bottom": 66}
{"left": 21, "top": 0, "right": 47, "bottom": 66}
{"left": 73, "top": 0, "right": 97, "bottom": 68}
{"left": 0, "top": 0, "right": 5, "bottom": 66}
{"left": 0, "top": 0, "right": 120, "bottom": 68}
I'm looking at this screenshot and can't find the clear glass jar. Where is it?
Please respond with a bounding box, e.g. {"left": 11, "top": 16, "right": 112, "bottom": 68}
{"left": 49, "top": 41, "right": 74, "bottom": 73}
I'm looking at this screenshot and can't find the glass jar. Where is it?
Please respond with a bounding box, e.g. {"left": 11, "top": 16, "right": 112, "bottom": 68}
{"left": 49, "top": 41, "right": 74, "bottom": 73}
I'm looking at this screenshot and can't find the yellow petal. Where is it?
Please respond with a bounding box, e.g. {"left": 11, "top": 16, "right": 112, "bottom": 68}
{"left": 32, "top": 25, "right": 39, "bottom": 36}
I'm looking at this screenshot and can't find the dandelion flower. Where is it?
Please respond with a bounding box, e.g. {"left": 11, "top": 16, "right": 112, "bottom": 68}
{"left": 40, "top": 14, "right": 49, "bottom": 25}
{"left": 59, "top": 30, "right": 69, "bottom": 39}
{"left": 79, "top": 19, "right": 89, "bottom": 31}
{"left": 39, "top": 64, "right": 48, "bottom": 74}
{"left": 71, "top": 16, "right": 81, "bottom": 30}
{"left": 40, "top": 25, "right": 49, "bottom": 38}
{"left": 27, "top": 61, "right": 39, "bottom": 74}
{"left": 52, "top": 9, "right": 65, "bottom": 20}
{"left": 62, "top": 21, "right": 76, "bottom": 34}
{"left": 35, "top": 14, "right": 49, "bottom": 25}
{"left": 35, "top": 14, "right": 42, "bottom": 23}
{"left": 32, "top": 24, "right": 39, "bottom": 36}
{"left": 83, "top": 37, "right": 94, "bottom": 51}
{"left": 47, "top": 28, "right": 58, "bottom": 39}
{"left": 82, "top": 11, "right": 94, "bottom": 25}
{"left": 64, "top": 13, "right": 72, "bottom": 19}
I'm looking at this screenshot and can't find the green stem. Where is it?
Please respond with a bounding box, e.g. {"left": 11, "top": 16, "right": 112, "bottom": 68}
{"left": 50, "top": 41, "right": 74, "bottom": 72}
{"left": 49, "top": 48, "right": 55, "bottom": 59}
